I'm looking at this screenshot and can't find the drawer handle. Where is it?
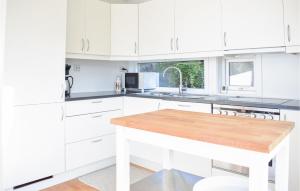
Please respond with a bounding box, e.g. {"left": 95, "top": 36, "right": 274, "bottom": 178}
{"left": 91, "top": 101, "right": 103, "bottom": 104}
{"left": 91, "top": 139, "right": 103, "bottom": 143}
{"left": 92, "top": 115, "right": 102, "bottom": 118}
{"left": 178, "top": 104, "right": 191, "bottom": 107}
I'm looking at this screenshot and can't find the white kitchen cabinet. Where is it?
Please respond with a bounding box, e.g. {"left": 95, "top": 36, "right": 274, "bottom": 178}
{"left": 284, "top": 0, "right": 300, "bottom": 53}
{"left": 281, "top": 110, "right": 300, "bottom": 191}
{"left": 123, "top": 97, "right": 163, "bottom": 165}
{"left": 111, "top": 4, "right": 138, "bottom": 57}
{"left": 65, "top": 97, "right": 123, "bottom": 116}
{"left": 66, "top": 134, "right": 115, "bottom": 170}
{"left": 159, "top": 100, "right": 212, "bottom": 113}
{"left": 4, "top": 0, "right": 66, "bottom": 105}
{"left": 139, "top": 0, "right": 175, "bottom": 56}
{"left": 65, "top": 109, "right": 122, "bottom": 143}
{"left": 2, "top": 103, "right": 65, "bottom": 188}
{"left": 222, "top": 0, "right": 285, "bottom": 50}
{"left": 174, "top": 0, "right": 222, "bottom": 53}
{"left": 159, "top": 100, "right": 212, "bottom": 177}
{"left": 66, "top": 0, "right": 85, "bottom": 54}
{"left": 66, "top": 0, "right": 111, "bottom": 56}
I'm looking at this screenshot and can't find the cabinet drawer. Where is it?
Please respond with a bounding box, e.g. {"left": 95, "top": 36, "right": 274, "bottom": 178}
{"left": 160, "top": 101, "right": 211, "bottom": 113}
{"left": 65, "top": 110, "right": 122, "bottom": 143}
{"left": 66, "top": 134, "right": 115, "bottom": 170}
{"left": 65, "top": 97, "right": 123, "bottom": 116}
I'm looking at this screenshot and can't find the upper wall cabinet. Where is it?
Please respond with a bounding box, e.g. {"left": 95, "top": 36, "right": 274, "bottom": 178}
{"left": 139, "top": 0, "right": 175, "bottom": 56}
{"left": 174, "top": 0, "right": 222, "bottom": 53}
{"left": 66, "top": 0, "right": 111, "bottom": 56}
{"left": 111, "top": 4, "right": 138, "bottom": 57}
{"left": 4, "top": 0, "right": 66, "bottom": 105}
{"left": 222, "top": 0, "right": 285, "bottom": 50}
{"left": 284, "top": 0, "right": 300, "bottom": 53}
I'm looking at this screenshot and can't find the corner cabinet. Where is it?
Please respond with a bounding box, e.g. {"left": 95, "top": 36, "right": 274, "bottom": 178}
{"left": 3, "top": 104, "right": 65, "bottom": 188}
{"left": 66, "top": 0, "right": 111, "bottom": 57}
{"left": 284, "top": 0, "right": 300, "bottom": 53}
{"left": 111, "top": 4, "right": 139, "bottom": 58}
{"left": 222, "top": 0, "right": 285, "bottom": 50}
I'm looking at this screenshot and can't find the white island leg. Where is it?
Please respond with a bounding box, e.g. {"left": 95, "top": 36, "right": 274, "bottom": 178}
{"left": 249, "top": 161, "right": 269, "bottom": 191}
{"left": 275, "top": 137, "right": 290, "bottom": 191}
{"left": 116, "top": 126, "right": 130, "bottom": 191}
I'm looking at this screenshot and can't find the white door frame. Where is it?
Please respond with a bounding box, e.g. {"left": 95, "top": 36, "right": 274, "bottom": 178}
{"left": 0, "top": 0, "right": 7, "bottom": 190}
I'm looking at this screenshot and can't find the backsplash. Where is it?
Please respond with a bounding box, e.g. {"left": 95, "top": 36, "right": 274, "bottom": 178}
{"left": 66, "top": 59, "right": 135, "bottom": 93}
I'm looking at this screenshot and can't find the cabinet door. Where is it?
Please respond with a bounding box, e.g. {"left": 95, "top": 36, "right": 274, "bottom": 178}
{"left": 159, "top": 101, "right": 212, "bottom": 113}
{"left": 66, "top": 0, "right": 85, "bottom": 54}
{"left": 284, "top": 0, "right": 300, "bottom": 47}
{"left": 222, "top": 0, "right": 285, "bottom": 50}
{"left": 175, "top": 0, "right": 222, "bottom": 53}
{"left": 111, "top": 4, "right": 138, "bottom": 57}
{"left": 4, "top": 0, "right": 66, "bottom": 105}
{"left": 85, "top": 0, "right": 111, "bottom": 56}
{"left": 139, "top": 0, "right": 175, "bottom": 56}
{"left": 123, "top": 97, "right": 160, "bottom": 116}
{"left": 281, "top": 110, "right": 300, "bottom": 191}
{"left": 3, "top": 104, "right": 65, "bottom": 188}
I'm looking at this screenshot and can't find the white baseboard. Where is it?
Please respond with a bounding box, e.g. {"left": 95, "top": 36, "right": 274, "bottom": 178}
{"left": 5, "top": 157, "right": 115, "bottom": 191}
{"left": 130, "top": 155, "right": 162, "bottom": 172}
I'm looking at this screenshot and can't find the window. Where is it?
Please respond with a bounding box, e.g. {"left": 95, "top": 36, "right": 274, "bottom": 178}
{"left": 139, "top": 60, "right": 206, "bottom": 92}
{"left": 222, "top": 57, "right": 262, "bottom": 94}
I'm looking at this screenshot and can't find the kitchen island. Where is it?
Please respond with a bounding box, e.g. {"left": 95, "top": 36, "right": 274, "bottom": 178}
{"left": 111, "top": 109, "right": 294, "bottom": 191}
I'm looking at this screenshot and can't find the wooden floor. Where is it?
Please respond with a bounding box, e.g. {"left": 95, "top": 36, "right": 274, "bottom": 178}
{"left": 41, "top": 179, "right": 98, "bottom": 191}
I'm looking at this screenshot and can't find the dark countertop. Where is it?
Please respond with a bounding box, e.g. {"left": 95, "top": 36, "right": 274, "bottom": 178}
{"left": 65, "top": 91, "right": 300, "bottom": 111}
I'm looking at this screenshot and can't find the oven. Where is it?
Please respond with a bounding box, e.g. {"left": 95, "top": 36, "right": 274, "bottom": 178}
{"left": 212, "top": 104, "right": 280, "bottom": 183}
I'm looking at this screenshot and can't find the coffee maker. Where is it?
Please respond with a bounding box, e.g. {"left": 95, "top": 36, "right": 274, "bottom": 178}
{"left": 65, "top": 64, "right": 74, "bottom": 97}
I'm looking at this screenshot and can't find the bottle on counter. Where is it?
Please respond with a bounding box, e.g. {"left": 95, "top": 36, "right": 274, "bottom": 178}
{"left": 115, "top": 76, "right": 122, "bottom": 93}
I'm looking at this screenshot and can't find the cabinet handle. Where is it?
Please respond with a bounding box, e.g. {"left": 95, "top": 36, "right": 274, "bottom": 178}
{"left": 61, "top": 84, "right": 65, "bottom": 99}
{"left": 92, "top": 115, "right": 103, "bottom": 118}
{"left": 287, "top": 25, "right": 291, "bottom": 43}
{"left": 91, "top": 100, "right": 103, "bottom": 104}
{"left": 92, "top": 139, "right": 103, "bottom": 143}
{"left": 283, "top": 114, "right": 287, "bottom": 121}
{"left": 81, "top": 38, "right": 85, "bottom": 52}
{"left": 61, "top": 106, "right": 64, "bottom": 121}
{"left": 170, "top": 38, "right": 174, "bottom": 51}
{"left": 134, "top": 42, "right": 137, "bottom": 54}
{"left": 178, "top": 104, "right": 191, "bottom": 108}
{"left": 224, "top": 32, "right": 227, "bottom": 47}
{"left": 176, "top": 37, "right": 179, "bottom": 51}
{"left": 86, "top": 39, "right": 90, "bottom": 52}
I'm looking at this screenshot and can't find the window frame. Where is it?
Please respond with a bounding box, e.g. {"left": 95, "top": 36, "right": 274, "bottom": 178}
{"left": 221, "top": 56, "right": 262, "bottom": 95}
{"left": 138, "top": 59, "right": 209, "bottom": 94}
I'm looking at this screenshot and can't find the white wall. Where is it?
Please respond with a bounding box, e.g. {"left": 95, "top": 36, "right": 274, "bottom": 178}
{"left": 66, "top": 59, "right": 132, "bottom": 93}
{"left": 0, "top": 0, "right": 6, "bottom": 190}
{"left": 261, "top": 53, "right": 300, "bottom": 100}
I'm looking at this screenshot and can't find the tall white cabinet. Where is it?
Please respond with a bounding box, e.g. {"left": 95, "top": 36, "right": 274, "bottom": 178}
{"left": 139, "top": 0, "right": 175, "bottom": 56}
{"left": 66, "top": 0, "right": 111, "bottom": 56}
{"left": 4, "top": 0, "right": 66, "bottom": 106}
{"left": 3, "top": 0, "right": 67, "bottom": 189}
{"left": 111, "top": 4, "right": 139, "bottom": 57}
{"left": 222, "top": 0, "right": 285, "bottom": 50}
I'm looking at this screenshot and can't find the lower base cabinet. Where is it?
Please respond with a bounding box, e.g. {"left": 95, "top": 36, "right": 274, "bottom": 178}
{"left": 66, "top": 134, "right": 115, "bottom": 170}
{"left": 2, "top": 103, "right": 65, "bottom": 188}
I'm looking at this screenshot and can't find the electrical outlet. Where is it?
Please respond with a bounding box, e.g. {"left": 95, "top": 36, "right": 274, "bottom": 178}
{"left": 74, "top": 65, "right": 80, "bottom": 72}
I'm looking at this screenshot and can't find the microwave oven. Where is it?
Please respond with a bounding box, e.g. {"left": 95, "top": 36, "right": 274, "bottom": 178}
{"left": 123, "top": 72, "right": 159, "bottom": 92}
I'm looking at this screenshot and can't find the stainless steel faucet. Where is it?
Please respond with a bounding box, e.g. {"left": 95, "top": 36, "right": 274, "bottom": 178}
{"left": 162, "top": 66, "right": 183, "bottom": 95}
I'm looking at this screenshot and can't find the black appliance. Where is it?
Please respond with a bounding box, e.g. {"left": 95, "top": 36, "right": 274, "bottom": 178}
{"left": 65, "top": 64, "right": 74, "bottom": 96}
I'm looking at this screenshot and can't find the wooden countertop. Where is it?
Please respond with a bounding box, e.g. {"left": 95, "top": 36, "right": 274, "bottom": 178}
{"left": 111, "top": 109, "right": 294, "bottom": 153}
